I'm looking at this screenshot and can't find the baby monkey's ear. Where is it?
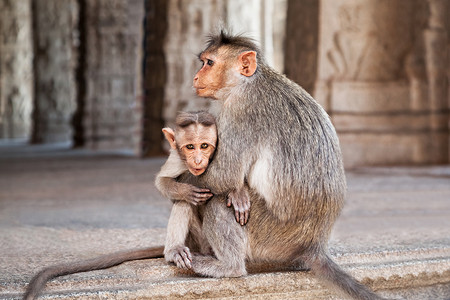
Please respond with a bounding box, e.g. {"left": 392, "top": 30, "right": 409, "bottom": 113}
{"left": 162, "top": 128, "right": 177, "bottom": 150}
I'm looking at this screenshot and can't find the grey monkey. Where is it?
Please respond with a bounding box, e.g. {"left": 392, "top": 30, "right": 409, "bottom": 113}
{"left": 190, "top": 30, "right": 386, "bottom": 300}
{"left": 156, "top": 111, "right": 251, "bottom": 269}
{"left": 156, "top": 111, "right": 218, "bottom": 269}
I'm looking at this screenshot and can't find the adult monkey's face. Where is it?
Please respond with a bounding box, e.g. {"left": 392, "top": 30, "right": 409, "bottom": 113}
{"left": 193, "top": 47, "right": 257, "bottom": 100}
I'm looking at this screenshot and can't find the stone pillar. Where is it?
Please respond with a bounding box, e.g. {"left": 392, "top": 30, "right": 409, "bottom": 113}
{"left": 138, "top": 0, "right": 168, "bottom": 156}
{"left": 226, "top": 0, "right": 286, "bottom": 72}
{"left": 30, "top": 0, "right": 78, "bottom": 144}
{"left": 0, "top": 0, "right": 34, "bottom": 139}
{"left": 270, "top": 0, "right": 288, "bottom": 73}
{"left": 162, "top": 0, "right": 226, "bottom": 131}
{"left": 314, "top": 0, "right": 449, "bottom": 167}
{"left": 72, "top": 0, "right": 87, "bottom": 148}
{"left": 83, "top": 0, "right": 144, "bottom": 150}
{"left": 423, "top": 0, "right": 449, "bottom": 163}
{"left": 284, "top": 0, "right": 319, "bottom": 94}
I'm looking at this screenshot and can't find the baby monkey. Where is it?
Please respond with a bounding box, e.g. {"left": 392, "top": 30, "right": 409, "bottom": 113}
{"left": 23, "top": 111, "right": 249, "bottom": 300}
{"left": 156, "top": 111, "right": 250, "bottom": 269}
{"left": 156, "top": 110, "right": 217, "bottom": 269}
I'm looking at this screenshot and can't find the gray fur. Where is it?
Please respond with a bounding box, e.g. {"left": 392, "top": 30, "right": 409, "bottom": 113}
{"left": 191, "top": 31, "right": 386, "bottom": 300}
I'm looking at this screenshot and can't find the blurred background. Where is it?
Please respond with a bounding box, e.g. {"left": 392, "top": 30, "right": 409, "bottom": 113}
{"left": 0, "top": 0, "right": 449, "bottom": 168}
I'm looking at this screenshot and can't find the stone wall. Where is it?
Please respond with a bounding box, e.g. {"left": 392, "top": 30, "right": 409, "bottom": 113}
{"left": 313, "top": 0, "right": 449, "bottom": 167}
{"left": 31, "top": 0, "right": 78, "bottom": 143}
{"left": 0, "top": 0, "right": 34, "bottom": 139}
{"left": 83, "top": 0, "right": 144, "bottom": 150}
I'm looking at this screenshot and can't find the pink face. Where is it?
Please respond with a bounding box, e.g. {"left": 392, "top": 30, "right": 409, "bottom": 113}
{"left": 193, "top": 47, "right": 257, "bottom": 99}
{"left": 176, "top": 124, "right": 217, "bottom": 176}
{"left": 193, "top": 50, "right": 229, "bottom": 100}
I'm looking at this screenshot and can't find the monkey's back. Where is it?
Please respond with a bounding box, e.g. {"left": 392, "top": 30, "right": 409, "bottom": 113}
{"left": 221, "top": 66, "right": 347, "bottom": 260}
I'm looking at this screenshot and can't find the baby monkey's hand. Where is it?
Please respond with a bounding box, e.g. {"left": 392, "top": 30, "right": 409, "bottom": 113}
{"left": 178, "top": 183, "right": 213, "bottom": 205}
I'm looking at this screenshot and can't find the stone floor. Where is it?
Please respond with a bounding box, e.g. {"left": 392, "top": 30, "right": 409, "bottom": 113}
{"left": 0, "top": 141, "right": 449, "bottom": 299}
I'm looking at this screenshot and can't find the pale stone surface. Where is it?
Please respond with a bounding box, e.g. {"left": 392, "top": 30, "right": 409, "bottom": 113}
{"left": 0, "top": 144, "right": 449, "bottom": 299}
{"left": 339, "top": 133, "right": 450, "bottom": 167}
{"left": 333, "top": 113, "right": 449, "bottom": 132}
{"left": 330, "top": 81, "right": 410, "bottom": 113}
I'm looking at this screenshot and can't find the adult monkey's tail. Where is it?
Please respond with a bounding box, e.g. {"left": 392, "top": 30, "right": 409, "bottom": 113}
{"left": 310, "top": 251, "right": 388, "bottom": 300}
{"left": 23, "top": 246, "right": 164, "bottom": 300}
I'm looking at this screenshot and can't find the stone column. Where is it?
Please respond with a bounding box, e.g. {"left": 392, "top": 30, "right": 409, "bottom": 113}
{"left": 72, "top": 0, "right": 87, "bottom": 148}
{"left": 284, "top": 0, "right": 319, "bottom": 94}
{"left": 423, "top": 0, "right": 449, "bottom": 163}
{"left": 162, "top": 0, "right": 226, "bottom": 132}
{"left": 226, "top": 0, "right": 286, "bottom": 72}
{"left": 30, "top": 0, "right": 78, "bottom": 144}
{"left": 138, "top": 0, "right": 168, "bottom": 156}
{"left": 0, "top": 0, "right": 34, "bottom": 139}
{"left": 83, "top": 0, "right": 144, "bottom": 150}
{"left": 314, "top": 0, "right": 442, "bottom": 167}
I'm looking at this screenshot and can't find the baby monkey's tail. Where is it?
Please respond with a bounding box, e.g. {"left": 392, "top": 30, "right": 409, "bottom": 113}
{"left": 23, "top": 246, "right": 164, "bottom": 300}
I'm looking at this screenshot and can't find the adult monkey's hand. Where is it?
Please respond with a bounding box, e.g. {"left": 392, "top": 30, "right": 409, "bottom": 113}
{"left": 227, "top": 187, "right": 250, "bottom": 225}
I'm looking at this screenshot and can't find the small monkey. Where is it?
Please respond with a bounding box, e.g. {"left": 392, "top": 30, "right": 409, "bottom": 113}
{"left": 156, "top": 111, "right": 217, "bottom": 269}
{"left": 156, "top": 111, "right": 251, "bottom": 269}
{"left": 23, "top": 112, "right": 250, "bottom": 300}
{"left": 187, "top": 30, "right": 386, "bottom": 300}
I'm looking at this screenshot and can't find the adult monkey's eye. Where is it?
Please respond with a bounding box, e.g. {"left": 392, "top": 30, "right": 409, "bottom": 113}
{"left": 207, "top": 59, "right": 214, "bottom": 66}
{"left": 186, "top": 144, "right": 194, "bottom": 150}
{"left": 201, "top": 143, "right": 209, "bottom": 149}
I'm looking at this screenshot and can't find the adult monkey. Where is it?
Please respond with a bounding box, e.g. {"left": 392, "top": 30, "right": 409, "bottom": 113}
{"left": 190, "top": 31, "right": 385, "bottom": 300}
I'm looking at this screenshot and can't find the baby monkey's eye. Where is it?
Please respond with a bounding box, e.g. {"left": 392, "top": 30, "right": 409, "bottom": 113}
{"left": 201, "top": 143, "right": 209, "bottom": 149}
{"left": 186, "top": 144, "right": 195, "bottom": 150}
{"left": 206, "top": 59, "right": 214, "bottom": 66}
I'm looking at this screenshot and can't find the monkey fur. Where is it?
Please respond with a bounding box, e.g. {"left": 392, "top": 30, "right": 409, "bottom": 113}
{"left": 156, "top": 111, "right": 218, "bottom": 269}
{"left": 157, "top": 111, "right": 250, "bottom": 269}
{"left": 189, "top": 30, "right": 386, "bottom": 300}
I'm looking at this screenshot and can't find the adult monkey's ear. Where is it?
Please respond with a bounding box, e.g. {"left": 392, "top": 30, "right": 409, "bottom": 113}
{"left": 239, "top": 51, "right": 257, "bottom": 77}
{"left": 162, "top": 128, "right": 177, "bottom": 150}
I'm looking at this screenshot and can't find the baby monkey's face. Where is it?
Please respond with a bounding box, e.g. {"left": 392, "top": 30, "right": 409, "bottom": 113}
{"left": 177, "top": 124, "right": 217, "bottom": 176}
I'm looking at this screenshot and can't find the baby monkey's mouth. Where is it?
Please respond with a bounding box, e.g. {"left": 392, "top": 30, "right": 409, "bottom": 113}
{"left": 190, "top": 168, "right": 206, "bottom": 176}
